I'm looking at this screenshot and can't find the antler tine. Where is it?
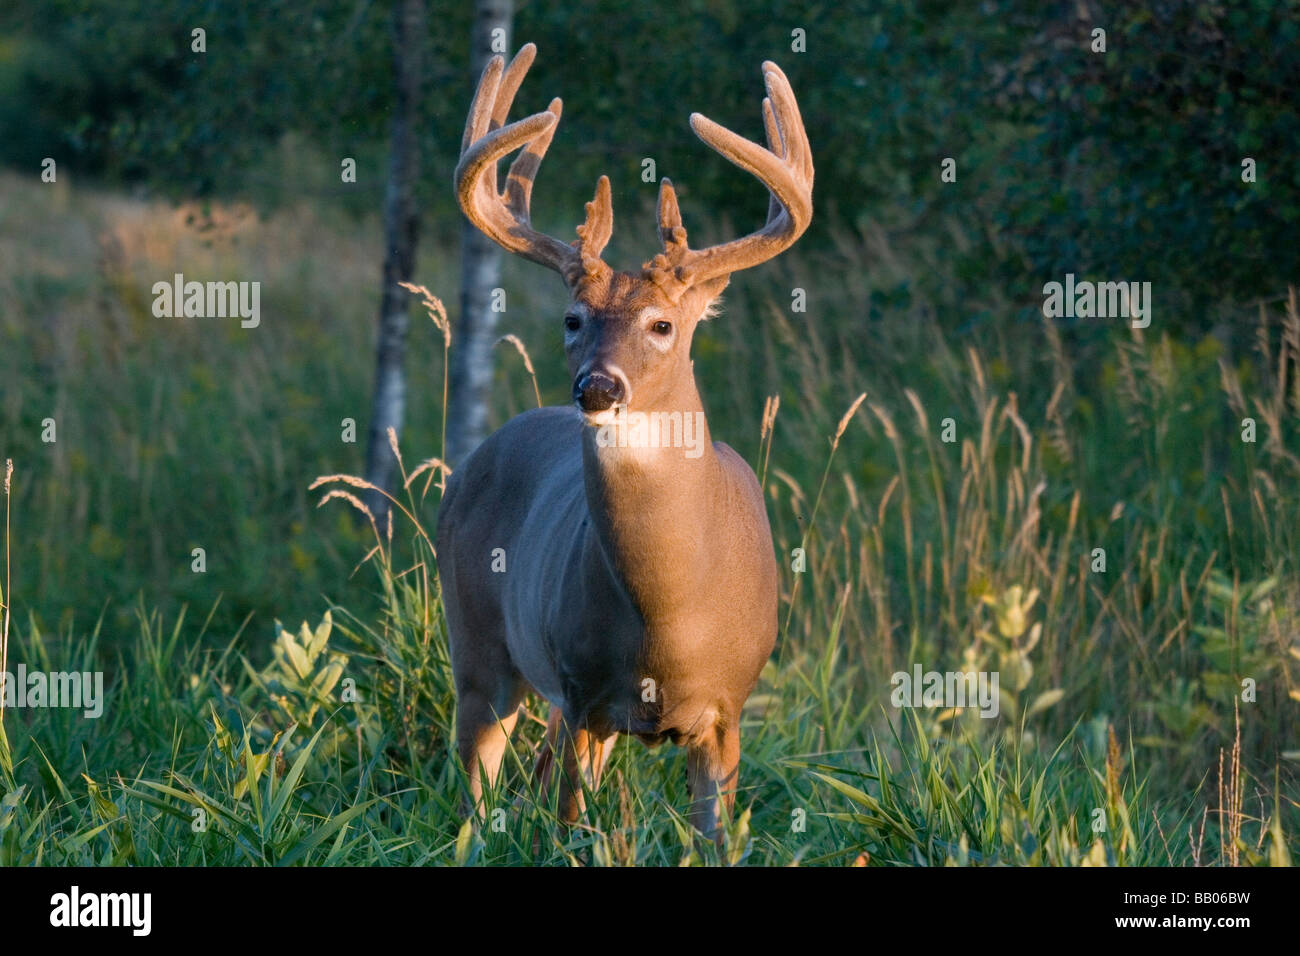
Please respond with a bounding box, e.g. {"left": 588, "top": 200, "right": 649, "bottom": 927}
{"left": 646, "top": 60, "right": 813, "bottom": 291}
{"left": 492, "top": 43, "right": 536, "bottom": 129}
{"left": 575, "top": 175, "right": 614, "bottom": 265}
{"left": 460, "top": 53, "right": 502, "bottom": 170}
{"left": 657, "top": 177, "right": 684, "bottom": 246}
{"left": 760, "top": 96, "right": 784, "bottom": 225}
{"left": 479, "top": 44, "right": 540, "bottom": 200}
{"left": 455, "top": 44, "right": 608, "bottom": 280}
{"left": 644, "top": 177, "right": 687, "bottom": 286}
{"left": 502, "top": 96, "right": 561, "bottom": 223}
{"left": 456, "top": 45, "right": 532, "bottom": 206}
{"left": 763, "top": 61, "right": 813, "bottom": 184}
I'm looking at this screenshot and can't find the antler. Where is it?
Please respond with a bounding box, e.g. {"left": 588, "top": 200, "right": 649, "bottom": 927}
{"left": 644, "top": 61, "right": 814, "bottom": 294}
{"left": 455, "top": 43, "right": 611, "bottom": 281}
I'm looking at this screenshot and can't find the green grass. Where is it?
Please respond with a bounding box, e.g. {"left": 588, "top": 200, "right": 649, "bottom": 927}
{"left": 0, "top": 171, "right": 1297, "bottom": 865}
{"left": 0, "top": 578, "right": 1289, "bottom": 866}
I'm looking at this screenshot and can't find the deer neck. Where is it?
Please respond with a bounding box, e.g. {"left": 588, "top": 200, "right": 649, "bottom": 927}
{"left": 579, "top": 374, "right": 721, "bottom": 618}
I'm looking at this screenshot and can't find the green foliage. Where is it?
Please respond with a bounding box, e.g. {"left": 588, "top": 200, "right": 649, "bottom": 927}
{"left": 0, "top": 0, "right": 409, "bottom": 203}
{"left": 246, "top": 613, "right": 349, "bottom": 729}
{"left": 1001, "top": 0, "right": 1300, "bottom": 315}
{"left": 2, "top": 1, "right": 1296, "bottom": 329}
{"left": 0, "top": 571, "right": 1290, "bottom": 864}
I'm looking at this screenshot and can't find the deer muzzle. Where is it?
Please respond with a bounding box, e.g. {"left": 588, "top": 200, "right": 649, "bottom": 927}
{"left": 573, "top": 370, "right": 625, "bottom": 413}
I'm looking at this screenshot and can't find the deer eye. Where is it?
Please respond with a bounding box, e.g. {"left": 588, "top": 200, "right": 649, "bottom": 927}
{"left": 651, "top": 320, "right": 672, "bottom": 336}
{"left": 564, "top": 314, "right": 581, "bottom": 332}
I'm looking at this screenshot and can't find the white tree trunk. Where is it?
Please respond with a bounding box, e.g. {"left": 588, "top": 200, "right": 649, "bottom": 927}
{"left": 446, "top": 0, "right": 514, "bottom": 465}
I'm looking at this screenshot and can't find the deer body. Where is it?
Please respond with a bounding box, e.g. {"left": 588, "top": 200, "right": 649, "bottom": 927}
{"left": 438, "top": 44, "right": 811, "bottom": 836}
{"left": 439, "top": 399, "right": 777, "bottom": 811}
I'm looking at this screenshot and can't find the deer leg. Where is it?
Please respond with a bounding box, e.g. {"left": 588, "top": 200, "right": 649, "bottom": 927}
{"left": 587, "top": 732, "right": 619, "bottom": 789}
{"left": 554, "top": 718, "right": 589, "bottom": 825}
{"left": 686, "top": 720, "right": 740, "bottom": 842}
{"left": 534, "top": 706, "right": 616, "bottom": 786}
{"left": 536, "top": 711, "right": 617, "bottom": 825}
{"left": 530, "top": 708, "right": 616, "bottom": 853}
{"left": 534, "top": 707, "right": 582, "bottom": 823}
{"left": 456, "top": 691, "right": 522, "bottom": 819}
{"left": 532, "top": 704, "right": 563, "bottom": 787}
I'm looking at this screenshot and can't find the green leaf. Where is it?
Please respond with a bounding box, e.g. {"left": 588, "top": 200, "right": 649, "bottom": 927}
{"left": 282, "top": 633, "right": 311, "bottom": 680}
{"left": 1027, "top": 688, "right": 1065, "bottom": 718}
{"left": 0, "top": 785, "right": 26, "bottom": 832}
{"left": 276, "top": 799, "right": 379, "bottom": 867}
{"left": 1248, "top": 577, "right": 1278, "bottom": 603}
{"left": 454, "top": 817, "right": 476, "bottom": 866}
{"left": 310, "top": 611, "right": 333, "bottom": 656}
{"left": 266, "top": 722, "right": 324, "bottom": 831}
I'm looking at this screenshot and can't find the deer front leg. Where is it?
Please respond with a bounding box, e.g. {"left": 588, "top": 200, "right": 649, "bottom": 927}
{"left": 456, "top": 692, "right": 522, "bottom": 819}
{"left": 536, "top": 707, "right": 616, "bottom": 825}
{"left": 531, "top": 704, "right": 563, "bottom": 781}
{"left": 686, "top": 721, "right": 740, "bottom": 842}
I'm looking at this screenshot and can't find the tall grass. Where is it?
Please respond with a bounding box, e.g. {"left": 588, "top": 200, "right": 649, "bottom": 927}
{"left": 0, "top": 171, "right": 1296, "bottom": 864}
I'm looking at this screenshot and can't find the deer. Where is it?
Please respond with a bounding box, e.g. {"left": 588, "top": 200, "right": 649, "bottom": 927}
{"left": 436, "top": 42, "right": 812, "bottom": 840}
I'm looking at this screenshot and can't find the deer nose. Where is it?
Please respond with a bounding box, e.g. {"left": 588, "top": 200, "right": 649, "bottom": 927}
{"left": 574, "top": 371, "right": 624, "bottom": 412}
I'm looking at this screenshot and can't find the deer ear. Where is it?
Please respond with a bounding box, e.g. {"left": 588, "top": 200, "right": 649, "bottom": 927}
{"left": 689, "top": 275, "right": 730, "bottom": 319}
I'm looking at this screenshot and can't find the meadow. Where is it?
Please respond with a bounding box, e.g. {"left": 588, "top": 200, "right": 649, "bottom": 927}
{"left": 0, "top": 168, "right": 1296, "bottom": 865}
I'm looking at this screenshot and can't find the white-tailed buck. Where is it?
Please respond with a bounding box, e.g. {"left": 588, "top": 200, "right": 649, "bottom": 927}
{"left": 438, "top": 43, "right": 812, "bottom": 838}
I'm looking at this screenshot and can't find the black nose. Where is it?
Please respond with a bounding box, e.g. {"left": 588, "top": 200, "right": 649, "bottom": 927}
{"left": 574, "top": 371, "right": 624, "bottom": 412}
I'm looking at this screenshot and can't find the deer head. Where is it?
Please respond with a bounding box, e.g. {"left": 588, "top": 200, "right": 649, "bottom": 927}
{"left": 454, "top": 43, "right": 814, "bottom": 422}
